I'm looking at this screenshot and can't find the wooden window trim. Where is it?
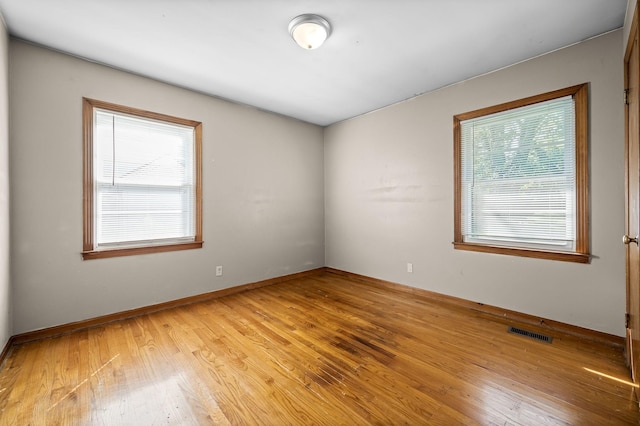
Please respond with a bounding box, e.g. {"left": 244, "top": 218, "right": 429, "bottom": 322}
{"left": 82, "top": 98, "right": 203, "bottom": 260}
{"left": 453, "top": 83, "right": 590, "bottom": 263}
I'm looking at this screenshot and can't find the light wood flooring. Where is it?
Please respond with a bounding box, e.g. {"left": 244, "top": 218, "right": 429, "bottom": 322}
{"left": 0, "top": 271, "right": 638, "bottom": 425}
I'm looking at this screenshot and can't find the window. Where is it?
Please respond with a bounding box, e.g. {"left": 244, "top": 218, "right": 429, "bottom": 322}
{"left": 453, "top": 84, "right": 589, "bottom": 263}
{"left": 82, "top": 98, "right": 202, "bottom": 260}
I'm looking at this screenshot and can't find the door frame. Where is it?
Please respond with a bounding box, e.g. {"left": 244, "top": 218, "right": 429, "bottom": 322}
{"left": 625, "top": 1, "right": 640, "bottom": 395}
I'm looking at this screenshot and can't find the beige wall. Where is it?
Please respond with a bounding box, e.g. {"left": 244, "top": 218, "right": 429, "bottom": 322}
{"left": 0, "top": 16, "right": 10, "bottom": 349}
{"left": 325, "top": 30, "right": 625, "bottom": 336}
{"left": 6, "top": 28, "right": 628, "bottom": 338}
{"left": 9, "top": 40, "right": 325, "bottom": 334}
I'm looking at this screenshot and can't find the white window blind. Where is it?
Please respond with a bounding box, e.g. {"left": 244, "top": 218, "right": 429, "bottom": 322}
{"left": 460, "top": 95, "right": 576, "bottom": 251}
{"left": 94, "top": 109, "right": 196, "bottom": 249}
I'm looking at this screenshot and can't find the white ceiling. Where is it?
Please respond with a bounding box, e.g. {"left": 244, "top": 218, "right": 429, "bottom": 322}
{"left": 0, "top": 0, "right": 628, "bottom": 126}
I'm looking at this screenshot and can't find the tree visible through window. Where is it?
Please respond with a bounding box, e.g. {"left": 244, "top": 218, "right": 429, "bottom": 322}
{"left": 82, "top": 99, "right": 203, "bottom": 260}
{"left": 453, "top": 84, "right": 589, "bottom": 263}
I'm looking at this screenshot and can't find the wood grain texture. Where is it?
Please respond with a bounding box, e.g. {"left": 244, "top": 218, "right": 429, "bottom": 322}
{"left": 0, "top": 271, "right": 637, "bottom": 424}
{"left": 326, "top": 268, "right": 623, "bottom": 348}
{"left": 626, "top": 3, "right": 640, "bottom": 401}
{"left": 11, "top": 268, "right": 324, "bottom": 346}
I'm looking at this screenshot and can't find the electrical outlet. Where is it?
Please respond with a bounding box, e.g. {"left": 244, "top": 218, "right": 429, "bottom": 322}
{"left": 216, "top": 266, "right": 223, "bottom": 277}
{"left": 407, "top": 263, "right": 413, "bottom": 273}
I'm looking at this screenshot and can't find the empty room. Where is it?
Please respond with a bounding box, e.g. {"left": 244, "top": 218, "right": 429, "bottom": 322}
{"left": 0, "top": 0, "right": 639, "bottom": 424}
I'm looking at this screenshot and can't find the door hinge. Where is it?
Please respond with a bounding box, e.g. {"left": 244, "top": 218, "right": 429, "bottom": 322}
{"left": 626, "top": 312, "right": 631, "bottom": 329}
{"left": 625, "top": 89, "right": 630, "bottom": 105}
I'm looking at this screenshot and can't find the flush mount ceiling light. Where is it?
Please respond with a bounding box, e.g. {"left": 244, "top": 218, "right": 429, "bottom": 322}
{"left": 288, "top": 14, "right": 331, "bottom": 50}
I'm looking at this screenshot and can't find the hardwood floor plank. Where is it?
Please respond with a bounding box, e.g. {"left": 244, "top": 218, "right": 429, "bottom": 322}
{"left": 0, "top": 271, "right": 638, "bottom": 424}
{"left": 221, "top": 290, "right": 429, "bottom": 423}
{"left": 209, "top": 299, "right": 374, "bottom": 424}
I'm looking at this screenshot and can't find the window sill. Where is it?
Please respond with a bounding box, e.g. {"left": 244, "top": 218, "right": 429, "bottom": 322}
{"left": 453, "top": 242, "right": 590, "bottom": 264}
{"left": 82, "top": 241, "right": 203, "bottom": 260}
